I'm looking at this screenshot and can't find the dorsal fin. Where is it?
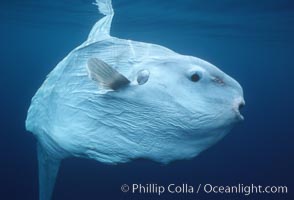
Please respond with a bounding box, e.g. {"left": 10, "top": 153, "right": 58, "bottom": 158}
{"left": 87, "top": 58, "right": 130, "bottom": 90}
{"left": 86, "top": 0, "right": 114, "bottom": 44}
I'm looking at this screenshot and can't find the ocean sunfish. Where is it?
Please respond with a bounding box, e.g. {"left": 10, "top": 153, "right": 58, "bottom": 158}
{"left": 26, "top": 0, "right": 245, "bottom": 199}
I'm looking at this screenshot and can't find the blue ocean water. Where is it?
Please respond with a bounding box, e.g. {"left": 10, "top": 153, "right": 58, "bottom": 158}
{"left": 1, "top": 0, "right": 293, "bottom": 199}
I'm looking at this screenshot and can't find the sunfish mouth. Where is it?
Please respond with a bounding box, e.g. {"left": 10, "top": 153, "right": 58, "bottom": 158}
{"left": 233, "top": 98, "right": 245, "bottom": 121}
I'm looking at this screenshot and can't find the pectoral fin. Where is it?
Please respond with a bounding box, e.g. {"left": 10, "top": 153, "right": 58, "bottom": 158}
{"left": 87, "top": 58, "right": 130, "bottom": 90}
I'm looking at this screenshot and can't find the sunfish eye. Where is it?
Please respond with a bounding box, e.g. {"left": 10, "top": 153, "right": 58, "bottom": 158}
{"left": 137, "top": 69, "right": 150, "bottom": 85}
{"left": 191, "top": 73, "right": 200, "bottom": 82}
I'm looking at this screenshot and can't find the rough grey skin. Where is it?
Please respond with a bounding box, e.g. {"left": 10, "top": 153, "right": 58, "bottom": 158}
{"left": 25, "top": 0, "right": 245, "bottom": 199}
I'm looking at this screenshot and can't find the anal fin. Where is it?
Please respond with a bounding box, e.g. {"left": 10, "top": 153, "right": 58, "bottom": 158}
{"left": 37, "top": 143, "right": 61, "bottom": 200}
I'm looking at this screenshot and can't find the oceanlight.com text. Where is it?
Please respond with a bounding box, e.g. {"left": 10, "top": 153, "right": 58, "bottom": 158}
{"left": 121, "top": 183, "right": 288, "bottom": 196}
